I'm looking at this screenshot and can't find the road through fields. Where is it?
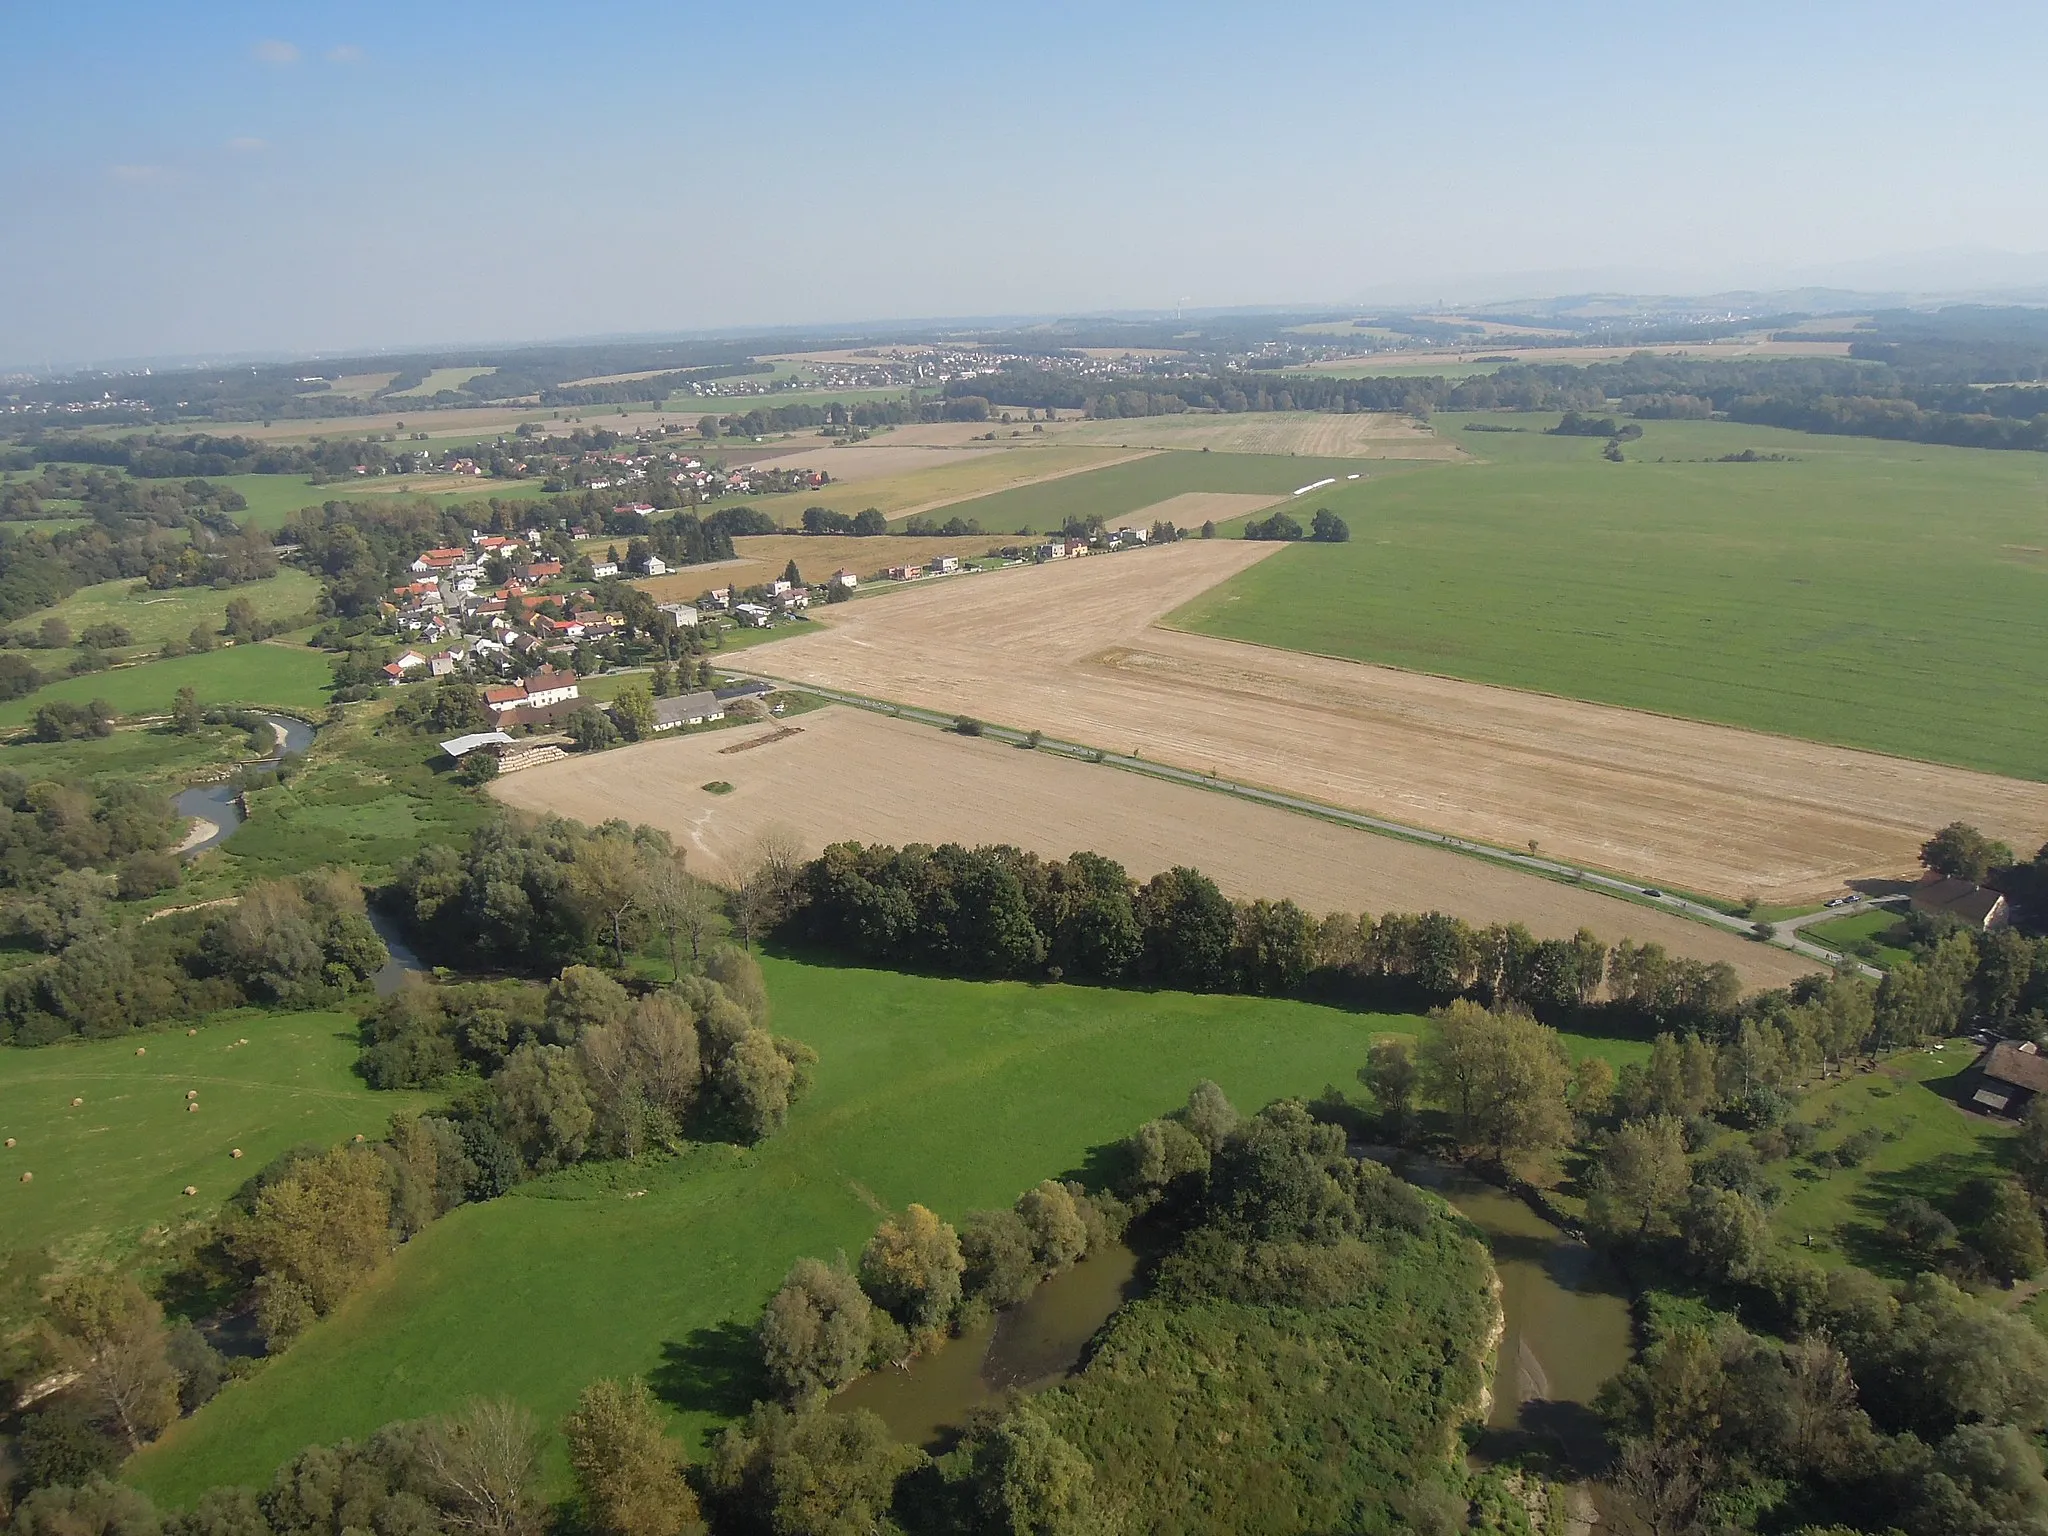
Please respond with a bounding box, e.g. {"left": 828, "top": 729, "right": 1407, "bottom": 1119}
{"left": 733, "top": 541, "right": 2048, "bottom": 902}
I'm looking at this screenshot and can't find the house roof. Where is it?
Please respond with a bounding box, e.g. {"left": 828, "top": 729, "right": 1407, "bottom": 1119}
{"left": 713, "top": 679, "right": 772, "bottom": 701}
{"left": 439, "top": 731, "right": 515, "bottom": 758}
{"left": 1983, "top": 1041, "right": 2048, "bottom": 1096}
{"left": 484, "top": 685, "right": 527, "bottom": 704}
{"left": 652, "top": 691, "right": 720, "bottom": 726}
{"left": 1913, "top": 876, "right": 2008, "bottom": 927}
{"left": 529, "top": 667, "right": 578, "bottom": 689}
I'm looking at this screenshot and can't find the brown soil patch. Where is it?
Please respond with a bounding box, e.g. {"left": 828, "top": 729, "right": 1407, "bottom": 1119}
{"left": 490, "top": 707, "right": 1815, "bottom": 987}
{"left": 631, "top": 533, "right": 1013, "bottom": 599}
{"left": 735, "top": 543, "right": 2048, "bottom": 903}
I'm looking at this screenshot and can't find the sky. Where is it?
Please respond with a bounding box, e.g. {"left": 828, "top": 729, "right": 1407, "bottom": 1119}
{"left": 4, "top": 0, "right": 2048, "bottom": 366}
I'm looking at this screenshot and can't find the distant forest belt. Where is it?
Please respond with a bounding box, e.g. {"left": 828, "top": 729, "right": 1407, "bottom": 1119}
{"left": 490, "top": 706, "right": 1815, "bottom": 988}
{"left": 732, "top": 541, "right": 2048, "bottom": 904}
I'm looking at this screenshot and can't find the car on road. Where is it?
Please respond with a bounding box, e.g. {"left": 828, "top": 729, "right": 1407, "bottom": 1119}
{"left": 1643, "top": 888, "right": 1664, "bottom": 898}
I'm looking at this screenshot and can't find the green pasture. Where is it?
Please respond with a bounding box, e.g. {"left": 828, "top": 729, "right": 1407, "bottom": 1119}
{"left": 933, "top": 450, "right": 1373, "bottom": 534}
{"left": 131, "top": 957, "right": 1421, "bottom": 1500}
{"left": 205, "top": 473, "right": 548, "bottom": 532}
{"left": 387, "top": 366, "right": 498, "bottom": 399}
{"left": 1764, "top": 1038, "right": 2012, "bottom": 1275}
{"left": 0, "top": 1010, "right": 436, "bottom": 1273}
{"left": 1169, "top": 414, "right": 2048, "bottom": 780}
{"left": 1803, "top": 908, "right": 1915, "bottom": 970}
{"left": 0, "top": 642, "right": 330, "bottom": 729}
{"left": 0, "top": 721, "right": 269, "bottom": 791}
{"left": 38, "top": 569, "right": 323, "bottom": 657}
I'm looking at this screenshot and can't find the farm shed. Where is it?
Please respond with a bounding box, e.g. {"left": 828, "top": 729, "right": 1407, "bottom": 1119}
{"left": 1968, "top": 1039, "right": 2048, "bottom": 1115}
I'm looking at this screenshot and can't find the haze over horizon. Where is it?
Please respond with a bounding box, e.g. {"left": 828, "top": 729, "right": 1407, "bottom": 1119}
{"left": 6, "top": 0, "right": 2047, "bottom": 366}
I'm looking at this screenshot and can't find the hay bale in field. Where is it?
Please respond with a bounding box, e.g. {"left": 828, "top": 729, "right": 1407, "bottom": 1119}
{"left": 69, "top": 1098, "right": 82, "bottom": 1107}
{"left": 182, "top": 1185, "right": 197, "bottom": 1196}
{"left": 187, "top": 1028, "right": 198, "bottom": 1036}
{"left": 230, "top": 1148, "right": 243, "bottom": 1159}
{"left": 185, "top": 1090, "right": 198, "bottom": 1100}
{"left": 186, "top": 1103, "right": 198, "bottom": 1114}
{"left": 4, "top": 1137, "right": 14, "bottom": 1148}
{"left": 237, "top": 1038, "right": 248, "bottom": 1045}
{"left": 19, "top": 1171, "right": 30, "bottom": 1183}
{"left": 135, "top": 1047, "right": 146, "bottom": 1056}
{"left": 351, "top": 1133, "right": 364, "bottom": 1143}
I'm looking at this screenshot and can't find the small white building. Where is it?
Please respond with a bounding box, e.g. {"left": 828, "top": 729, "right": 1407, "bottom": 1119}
{"left": 734, "top": 602, "right": 773, "bottom": 628}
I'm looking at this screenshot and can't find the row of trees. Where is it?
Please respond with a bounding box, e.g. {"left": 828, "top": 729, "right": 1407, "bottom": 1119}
{"left": 1244, "top": 507, "right": 1349, "bottom": 542}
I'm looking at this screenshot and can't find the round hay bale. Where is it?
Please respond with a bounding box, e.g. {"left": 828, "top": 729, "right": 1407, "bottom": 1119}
{"left": 230, "top": 1148, "right": 243, "bottom": 1159}
{"left": 135, "top": 1047, "right": 146, "bottom": 1057}
{"left": 351, "top": 1133, "right": 365, "bottom": 1143}
{"left": 186, "top": 1103, "right": 199, "bottom": 1114}
{"left": 4, "top": 1137, "right": 14, "bottom": 1148}
{"left": 237, "top": 1038, "right": 248, "bottom": 1046}
{"left": 187, "top": 1028, "right": 198, "bottom": 1037}
{"left": 186, "top": 1090, "right": 198, "bottom": 1100}
{"left": 182, "top": 1185, "right": 197, "bottom": 1197}
{"left": 70, "top": 1097, "right": 82, "bottom": 1107}
{"left": 19, "top": 1171, "right": 29, "bottom": 1183}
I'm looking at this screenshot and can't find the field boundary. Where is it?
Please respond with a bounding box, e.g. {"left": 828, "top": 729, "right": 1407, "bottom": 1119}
{"left": 885, "top": 448, "right": 1158, "bottom": 524}
{"left": 730, "top": 675, "right": 1871, "bottom": 977}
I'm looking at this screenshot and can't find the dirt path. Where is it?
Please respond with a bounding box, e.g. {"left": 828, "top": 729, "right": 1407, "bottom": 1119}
{"left": 733, "top": 542, "right": 2048, "bottom": 903}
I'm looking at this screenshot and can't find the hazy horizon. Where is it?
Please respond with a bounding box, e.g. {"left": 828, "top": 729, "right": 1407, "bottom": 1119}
{"left": 6, "top": 0, "right": 2047, "bottom": 366}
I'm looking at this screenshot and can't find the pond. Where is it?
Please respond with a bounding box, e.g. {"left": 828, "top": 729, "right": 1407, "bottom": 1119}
{"left": 829, "top": 1240, "right": 1140, "bottom": 1449}
{"left": 172, "top": 713, "right": 317, "bottom": 856}
{"left": 1372, "top": 1151, "right": 1634, "bottom": 1469}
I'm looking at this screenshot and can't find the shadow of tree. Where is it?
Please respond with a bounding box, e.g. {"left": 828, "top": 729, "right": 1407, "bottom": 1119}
{"left": 651, "top": 1321, "right": 769, "bottom": 1418}
{"left": 1840, "top": 1150, "right": 2006, "bottom": 1276}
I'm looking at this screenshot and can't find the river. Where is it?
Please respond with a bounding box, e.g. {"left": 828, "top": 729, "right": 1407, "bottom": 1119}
{"left": 172, "top": 713, "right": 316, "bottom": 856}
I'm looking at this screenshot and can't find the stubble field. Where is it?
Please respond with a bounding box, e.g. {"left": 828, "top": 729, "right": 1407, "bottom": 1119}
{"left": 490, "top": 707, "right": 1814, "bottom": 986}
{"left": 727, "top": 542, "right": 2048, "bottom": 902}
{"left": 1050, "top": 410, "right": 1465, "bottom": 459}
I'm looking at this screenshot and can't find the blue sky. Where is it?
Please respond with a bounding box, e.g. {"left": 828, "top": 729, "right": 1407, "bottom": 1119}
{"left": 4, "top": 0, "right": 2046, "bottom": 363}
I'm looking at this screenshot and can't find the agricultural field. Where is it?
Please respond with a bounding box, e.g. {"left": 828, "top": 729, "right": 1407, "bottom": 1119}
{"left": 1291, "top": 337, "right": 1855, "bottom": 376}
{"left": 206, "top": 472, "right": 547, "bottom": 531}
{"left": 1802, "top": 907, "right": 1917, "bottom": 970}
{"left": 0, "top": 1010, "right": 438, "bottom": 1272}
{"left": 630, "top": 532, "right": 1009, "bottom": 598}
{"left": 1171, "top": 414, "right": 2048, "bottom": 782}
{"left": 38, "top": 569, "right": 323, "bottom": 657}
{"left": 735, "top": 540, "right": 2048, "bottom": 902}
{"left": 132, "top": 956, "right": 1433, "bottom": 1499}
{"left": 387, "top": 366, "right": 500, "bottom": 398}
{"left": 492, "top": 706, "right": 1814, "bottom": 987}
{"left": 0, "top": 721, "right": 257, "bottom": 790}
{"left": 931, "top": 449, "right": 1388, "bottom": 534}
{"left": 733, "top": 443, "right": 1139, "bottom": 526}
{"left": 0, "top": 641, "right": 331, "bottom": 729}
{"left": 1050, "top": 410, "right": 1464, "bottom": 459}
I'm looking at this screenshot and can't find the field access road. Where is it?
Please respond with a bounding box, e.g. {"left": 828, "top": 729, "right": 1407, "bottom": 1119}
{"left": 732, "top": 676, "right": 1881, "bottom": 980}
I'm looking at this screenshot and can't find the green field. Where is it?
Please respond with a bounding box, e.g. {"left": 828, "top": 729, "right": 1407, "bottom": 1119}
{"left": 130, "top": 957, "right": 1432, "bottom": 1500}
{"left": 935, "top": 450, "right": 1377, "bottom": 534}
{"left": 205, "top": 473, "right": 549, "bottom": 532}
{"left": 1765, "top": 1038, "right": 2013, "bottom": 1274}
{"left": 387, "top": 366, "right": 499, "bottom": 399}
{"left": 0, "top": 642, "right": 331, "bottom": 729}
{"left": 0, "top": 722, "right": 267, "bottom": 791}
{"left": 39, "top": 569, "right": 323, "bottom": 658}
{"left": 1169, "top": 414, "right": 2048, "bottom": 780}
{"left": 0, "top": 1011, "right": 436, "bottom": 1272}
{"left": 1803, "top": 908, "right": 1916, "bottom": 969}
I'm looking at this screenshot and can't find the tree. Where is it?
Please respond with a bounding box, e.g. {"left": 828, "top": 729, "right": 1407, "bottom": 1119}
{"left": 2017, "top": 1099, "right": 2048, "bottom": 1200}
{"left": 545, "top": 965, "right": 632, "bottom": 1044}
{"left": 1136, "top": 867, "right": 1236, "bottom": 991}
{"left": 973, "top": 1404, "right": 1100, "bottom": 1536}
{"left": 707, "top": 1403, "right": 915, "bottom": 1536}
{"left": 39, "top": 1276, "right": 179, "bottom": 1449}
{"left": 458, "top": 751, "right": 500, "bottom": 786}
{"left": 782, "top": 559, "right": 803, "bottom": 586}
{"left": 223, "top": 597, "right": 261, "bottom": 640}
{"left": 1309, "top": 508, "right": 1350, "bottom": 542}
{"left": 1885, "top": 1195, "right": 1959, "bottom": 1263}
{"left": 562, "top": 1377, "right": 703, "bottom": 1536}
{"left": 861, "top": 1204, "right": 966, "bottom": 1330}
{"left": 491, "top": 1043, "right": 595, "bottom": 1172}
{"left": 231, "top": 1146, "right": 393, "bottom": 1347}
{"left": 17, "top": 1399, "right": 121, "bottom": 1490}
{"left": 572, "top": 834, "right": 649, "bottom": 967}
{"left": 418, "top": 1398, "right": 546, "bottom": 1536}
{"left": 960, "top": 1209, "right": 1040, "bottom": 1307}
{"left": 643, "top": 852, "right": 714, "bottom": 980}
{"left": 1680, "top": 1184, "right": 1772, "bottom": 1282}
{"left": 39, "top": 615, "right": 71, "bottom": 649}
{"left": 612, "top": 684, "right": 657, "bottom": 742}
{"left": 1974, "top": 1179, "right": 2047, "bottom": 1285}
{"left": 650, "top": 660, "right": 674, "bottom": 698}
{"left": 1417, "top": 999, "right": 1574, "bottom": 1168}
{"left": 1586, "top": 1115, "right": 1691, "bottom": 1239}
{"left": 759, "top": 1258, "right": 873, "bottom": 1401}
{"left": 1014, "top": 1181, "right": 1088, "bottom": 1273}
{"left": 1359, "top": 1039, "right": 1418, "bottom": 1134}
{"left": 567, "top": 705, "right": 619, "bottom": 753}
{"left": 11, "top": 1477, "right": 161, "bottom": 1536}
{"left": 1125, "top": 1118, "right": 1209, "bottom": 1196}
{"left": 713, "top": 1028, "right": 796, "bottom": 1142}
{"left": 1920, "top": 821, "right": 2012, "bottom": 883}
{"left": 1184, "top": 1079, "right": 1238, "bottom": 1153}
{"left": 1572, "top": 1055, "right": 1617, "bottom": 1122}
{"left": 171, "top": 685, "right": 202, "bottom": 735}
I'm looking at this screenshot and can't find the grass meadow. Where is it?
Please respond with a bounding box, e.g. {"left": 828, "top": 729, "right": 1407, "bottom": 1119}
{"left": 0, "top": 642, "right": 331, "bottom": 729}
{"left": 131, "top": 956, "right": 1435, "bottom": 1499}
{"left": 1168, "top": 414, "right": 2048, "bottom": 780}
{"left": 40, "top": 569, "right": 323, "bottom": 658}
{"left": 0, "top": 1010, "right": 436, "bottom": 1273}
{"left": 207, "top": 473, "right": 548, "bottom": 532}
{"left": 1802, "top": 909, "right": 1917, "bottom": 970}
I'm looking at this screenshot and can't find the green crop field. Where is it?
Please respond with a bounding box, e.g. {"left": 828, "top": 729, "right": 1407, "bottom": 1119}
{"left": 40, "top": 569, "right": 323, "bottom": 656}
{"left": 935, "top": 450, "right": 1379, "bottom": 534}
{"left": 0, "top": 641, "right": 331, "bottom": 729}
{"left": 206, "top": 473, "right": 549, "bottom": 532}
{"left": 387, "top": 366, "right": 498, "bottom": 399}
{"left": 131, "top": 957, "right": 1454, "bottom": 1500}
{"left": 1168, "top": 414, "right": 2048, "bottom": 780}
{"left": 0, "top": 1011, "right": 437, "bottom": 1273}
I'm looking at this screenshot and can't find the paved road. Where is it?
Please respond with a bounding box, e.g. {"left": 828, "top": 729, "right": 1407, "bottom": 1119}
{"left": 739, "top": 673, "right": 1886, "bottom": 979}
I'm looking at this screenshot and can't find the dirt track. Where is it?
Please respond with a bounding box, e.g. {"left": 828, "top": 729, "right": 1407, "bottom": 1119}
{"left": 735, "top": 542, "right": 2048, "bottom": 902}
{"left": 489, "top": 708, "right": 1816, "bottom": 987}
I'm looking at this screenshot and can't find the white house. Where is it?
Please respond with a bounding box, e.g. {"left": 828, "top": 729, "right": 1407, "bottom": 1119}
{"left": 523, "top": 667, "right": 581, "bottom": 707}
{"left": 734, "top": 602, "right": 773, "bottom": 628}
{"left": 590, "top": 561, "right": 620, "bottom": 578}
{"left": 652, "top": 691, "right": 723, "bottom": 730}
{"left": 657, "top": 602, "right": 700, "bottom": 628}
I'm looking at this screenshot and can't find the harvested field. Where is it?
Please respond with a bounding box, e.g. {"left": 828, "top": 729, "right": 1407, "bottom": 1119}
{"left": 1054, "top": 411, "right": 1463, "bottom": 459}
{"left": 733, "top": 543, "right": 2048, "bottom": 903}
{"left": 628, "top": 532, "right": 1010, "bottom": 598}
{"left": 1118, "top": 491, "right": 1286, "bottom": 528}
{"left": 1297, "top": 338, "right": 1853, "bottom": 374}
{"left": 734, "top": 446, "right": 1153, "bottom": 525}
{"left": 490, "top": 707, "right": 1814, "bottom": 987}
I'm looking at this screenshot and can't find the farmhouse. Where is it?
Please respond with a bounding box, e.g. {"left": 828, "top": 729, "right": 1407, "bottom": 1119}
{"left": 1969, "top": 1039, "right": 2048, "bottom": 1116}
{"left": 885, "top": 564, "right": 923, "bottom": 581}
{"left": 524, "top": 667, "right": 581, "bottom": 707}
{"left": 831, "top": 569, "right": 858, "bottom": 589}
{"left": 652, "top": 691, "right": 724, "bottom": 730}
{"left": 1911, "top": 876, "right": 2010, "bottom": 931}
{"left": 734, "top": 603, "right": 773, "bottom": 627}
{"left": 638, "top": 554, "right": 669, "bottom": 577}
{"left": 657, "top": 602, "right": 700, "bottom": 629}
{"left": 590, "top": 561, "right": 620, "bottom": 578}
